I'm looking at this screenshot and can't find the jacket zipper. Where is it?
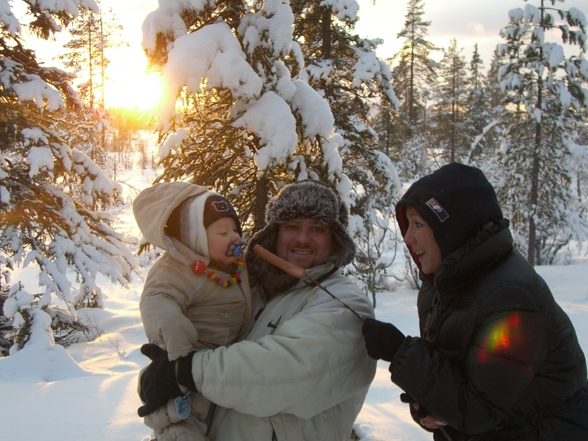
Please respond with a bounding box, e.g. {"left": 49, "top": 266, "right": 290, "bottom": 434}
{"left": 423, "top": 290, "right": 440, "bottom": 342}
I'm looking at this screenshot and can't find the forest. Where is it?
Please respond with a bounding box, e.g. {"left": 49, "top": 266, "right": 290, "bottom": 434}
{"left": 1, "top": 0, "right": 587, "bottom": 355}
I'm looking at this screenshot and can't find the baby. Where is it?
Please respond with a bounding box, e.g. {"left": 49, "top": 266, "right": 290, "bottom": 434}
{"left": 133, "top": 181, "right": 251, "bottom": 441}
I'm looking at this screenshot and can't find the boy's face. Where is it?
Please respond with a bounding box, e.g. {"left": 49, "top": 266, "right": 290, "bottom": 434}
{"left": 404, "top": 206, "right": 442, "bottom": 275}
{"left": 206, "top": 217, "right": 241, "bottom": 266}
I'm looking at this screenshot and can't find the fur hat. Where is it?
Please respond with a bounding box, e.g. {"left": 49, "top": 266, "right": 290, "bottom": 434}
{"left": 166, "top": 192, "right": 241, "bottom": 257}
{"left": 396, "top": 163, "right": 504, "bottom": 260}
{"left": 245, "top": 180, "right": 356, "bottom": 281}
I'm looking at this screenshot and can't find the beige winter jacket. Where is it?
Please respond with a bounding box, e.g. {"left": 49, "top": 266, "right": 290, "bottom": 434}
{"left": 134, "top": 181, "right": 252, "bottom": 360}
{"left": 134, "top": 182, "right": 252, "bottom": 437}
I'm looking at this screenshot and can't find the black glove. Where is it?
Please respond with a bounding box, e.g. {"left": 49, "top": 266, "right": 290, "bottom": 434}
{"left": 137, "top": 344, "right": 196, "bottom": 417}
{"left": 400, "top": 393, "right": 430, "bottom": 421}
{"left": 361, "top": 318, "right": 405, "bottom": 362}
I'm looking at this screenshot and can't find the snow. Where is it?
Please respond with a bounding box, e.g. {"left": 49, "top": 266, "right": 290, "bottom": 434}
{"left": 290, "top": 79, "right": 335, "bottom": 138}
{"left": 155, "top": 22, "right": 263, "bottom": 126}
{"left": 1, "top": 168, "right": 587, "bottom": 441}
{"left": 524, "top": 4, "right": 541, "bottom": 26}
{"left": 508, "top": 7, "right": 524, "bottom": 23}
{"left": 36, "top": 0, "right": 99, "bottom": 17}
{"left": 0, "top": 0, "right": 22, "bottom": 35}
{"left": 238, "top": 0, "right": 295, "bottom": 56}
{"left": 568, "top": 7, "right": 587, "bottom": 28}
{"left": 12, "top": 74, "right": 64, "bottom": 111}
{"left": 27, "top": 146, "right": 54, "bottom": 177}
{"left": 323, "top": 0, "right": 360, "bottom": 22}
{"left": 232, "top": 91, "right": 298, "bottom": 171}
{"left": 546, "top": 43, "right": 564, "bottom": 69}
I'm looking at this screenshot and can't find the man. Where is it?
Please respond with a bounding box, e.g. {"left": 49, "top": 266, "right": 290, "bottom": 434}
{"left": 139, "top": 180, "right": 376, "bottom": 441}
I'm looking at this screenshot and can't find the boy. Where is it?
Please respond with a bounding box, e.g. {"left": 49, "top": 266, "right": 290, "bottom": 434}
{"left": 133, "top": 181, "right": 251, "bottom": 441}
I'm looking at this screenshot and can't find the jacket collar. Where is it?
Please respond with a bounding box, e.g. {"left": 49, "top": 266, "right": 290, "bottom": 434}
{"left": 423, "top": 220, "right": 513, "bottom": 297}
{"left": 260, "top": 262, "right": 338, "bottom": 299}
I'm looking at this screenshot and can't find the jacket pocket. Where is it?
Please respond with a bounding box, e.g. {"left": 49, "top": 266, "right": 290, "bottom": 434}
{"left": 187, "top": 311, "right": 232, "bottom": 346}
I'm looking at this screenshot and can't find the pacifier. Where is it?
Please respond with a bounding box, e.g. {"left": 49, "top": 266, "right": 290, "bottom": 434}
{"left": 225, "top": 241, "right": 245, "bottom": 258}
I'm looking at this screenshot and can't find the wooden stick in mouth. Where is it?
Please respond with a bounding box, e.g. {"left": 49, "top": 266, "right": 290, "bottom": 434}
{"left": 252, "top": 244, "right": 306, "bottom": 279}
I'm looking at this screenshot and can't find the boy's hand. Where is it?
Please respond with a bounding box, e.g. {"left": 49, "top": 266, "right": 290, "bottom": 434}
{"left": 137, "top": 344, "right": 195, "bottom": 417}
{"left": 361, "top": 318, "right": 406, "bottom": 362}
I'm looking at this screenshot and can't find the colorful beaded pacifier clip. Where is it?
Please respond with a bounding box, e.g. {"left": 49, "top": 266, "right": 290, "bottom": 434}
{"left": 191, "top": 242, "right": 244, "bottom": 288}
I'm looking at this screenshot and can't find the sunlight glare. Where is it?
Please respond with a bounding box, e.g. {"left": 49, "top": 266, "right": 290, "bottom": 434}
{"left": 105, "top": 71, "right": 162, "bottom": 112}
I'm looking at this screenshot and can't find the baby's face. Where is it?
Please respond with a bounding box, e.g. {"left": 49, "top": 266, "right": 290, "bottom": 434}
{"left": 206, "top": 217, "right": 241, "bottom": 266}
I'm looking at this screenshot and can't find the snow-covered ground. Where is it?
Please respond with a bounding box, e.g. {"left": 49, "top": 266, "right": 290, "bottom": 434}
{"left": 1, "top": 168, "right": 587, "bottom": 441}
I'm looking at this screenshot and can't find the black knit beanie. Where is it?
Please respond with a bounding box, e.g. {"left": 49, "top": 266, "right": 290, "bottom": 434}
{"left": 245, "top": 180, "right": 356, "bottom": 281}
{"left": 396, "top": 163, "right": 503, "bottom": 259}
{"left": 202, "top": 195, "right": 242, "bottom": 236}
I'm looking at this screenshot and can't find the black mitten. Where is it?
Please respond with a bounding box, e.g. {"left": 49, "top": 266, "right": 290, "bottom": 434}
{"left": 400, "top": 393, "right": 430, "bottom": 420}
{"left": 140, "top": 343, "right": 165, "bottom": 360}
{"left": 361, "top": 318, "right": 406, "bottom": 362}
{"left": 137, "top": 344, "right": 184, "bottom": 417}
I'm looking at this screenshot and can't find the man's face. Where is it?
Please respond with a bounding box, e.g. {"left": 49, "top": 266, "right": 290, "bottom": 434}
{"left": 276, "top": 218, "right": 335, "bottom": 269}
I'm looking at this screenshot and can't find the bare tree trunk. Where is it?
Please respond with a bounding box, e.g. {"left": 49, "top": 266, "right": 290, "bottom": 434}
{"left": 321, "top": 7, "right": 331, "bottom": 59}
{"left": 527, "top": 1, "right": 545, "bottom": 266}
{"left": 99, "top": 14, "right": 106, "bottom": 157}
{"left": 254, "top": 177, "right": 269, "bottom": 234}
{"left": 88, "top": 19, "right": 94, "bottom": 110}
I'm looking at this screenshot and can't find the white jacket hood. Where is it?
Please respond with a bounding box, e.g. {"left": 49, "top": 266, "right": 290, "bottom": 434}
{"left": 133, "top": 182, "right": 211, "bottom": 265}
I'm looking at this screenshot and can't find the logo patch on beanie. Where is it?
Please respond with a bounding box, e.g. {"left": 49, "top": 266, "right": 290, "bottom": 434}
{"left": 426, "top": 198, "right": 449, "bottom": 222}
{"left": 211, "top": 200, "right": 230, "bottom": 213}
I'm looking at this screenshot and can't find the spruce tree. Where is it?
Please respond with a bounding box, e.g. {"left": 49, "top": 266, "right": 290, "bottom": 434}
{"left": 463, "top": 43, "right": 499, "bottom": 162}
{"left": 143, "top": 0, "right": 350, "bottom": 233}
{"left": 289, "top": 0, "right": 401, "bottom": 301}
{"left": 495, "top": 0, "right": 588, "bottom": 265}
{"left": 59, "top": 1, "right": 126, "bottom": 166}
{"left": 432, "top": 38, "right": 469, "bottom": 163}
{"left": 392, "top": 0, "right": 437, "bottom": 127}
{"left": 0, "top": 0, "right": 139, "bottom": 354}
{"left": 142, "top": 0, "right": 401, "bottom": 295}
{"left": 59, "top": 0, "right": 125, "bottom": 109}
{"left": 385, "top": 0, "right": 437, "bottom": 179}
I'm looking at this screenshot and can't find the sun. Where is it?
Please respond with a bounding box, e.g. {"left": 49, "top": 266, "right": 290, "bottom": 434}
{"left": 104, "top": 70, "right": 163, "bottom": 112}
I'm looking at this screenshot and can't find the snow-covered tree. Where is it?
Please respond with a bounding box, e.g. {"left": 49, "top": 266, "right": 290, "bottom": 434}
{"left": 143, "top": 0, "right": 400, "bottom": 229}
{"left": 142, "top": 0, "right": 347, "bottom": 232}
{"left": 391, "top": 0, "right": 437, "bottom": 128}
{"left": 142, "top": 0, "right": 401, "bottom": 299}
{"left": 59, "top": 0, "right": 126, "bottom": 109}
{"left": 0, "top": 0, "right": 140, "bottom": 355}
{"left": 462, "top": 44, "right": 500, "bottom": 162}
{"left": 58, "top": 1, "right": 126, "bottom": 167}
{"left": 432, "top": 38, "right": 469, "bottom": 162}
{"left": 495, "top": 0, "right": 588, "bottom": 265}
{"left": 486, "top": 46, "right": 508, "bottom": 111}
{"left": 382, "top": 0, "right": 437, "bottom": 179}
{"left": 289, "top": 0, "right": 401, "bottom": 299}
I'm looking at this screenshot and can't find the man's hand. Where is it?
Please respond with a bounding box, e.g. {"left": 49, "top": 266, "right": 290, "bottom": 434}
{"left": 361, "top": 318, "right": 406, "bottom": 362}
{"left": 137, "top": 344, "right": 195, "bottom": 417}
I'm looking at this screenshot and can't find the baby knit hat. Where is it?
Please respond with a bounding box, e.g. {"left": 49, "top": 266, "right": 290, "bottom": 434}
{"left": 166, "top": 192, "right": 241, "bottom": 257}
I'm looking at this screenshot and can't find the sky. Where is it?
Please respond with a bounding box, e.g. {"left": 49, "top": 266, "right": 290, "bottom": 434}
{"left": 355, "top": 0, "right": 586, "bottom": 64}
{"left": 28, "top": 0, "right": 587, "bottom": 110}
{"left": 1, "top": 164, "right": 587, "bottom": 441}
